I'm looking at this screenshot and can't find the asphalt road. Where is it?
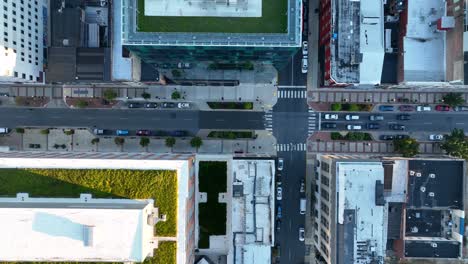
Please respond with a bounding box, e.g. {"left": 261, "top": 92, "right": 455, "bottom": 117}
{"left": 277, "top": 51, "right": 308, "bottom": 87}
{"left": 0, "top": 108, "right": 265, "bottom": 132}
{"left": 318, "top": 111, "right": 468, "bottom": 133}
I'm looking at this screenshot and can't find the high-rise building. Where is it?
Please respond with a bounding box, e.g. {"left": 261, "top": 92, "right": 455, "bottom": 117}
{"left": 116, "top": 0, "right": 302, "bottom": 70}
{"left": 0, "top": 0, "right": 46, "bottom": 82}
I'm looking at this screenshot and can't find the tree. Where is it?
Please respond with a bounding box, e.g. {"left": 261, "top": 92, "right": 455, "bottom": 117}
{"left": 190, "top": 137, "right": 203, "bottom": 152}
{"left": 165, "top": 137, "right": 176, "bottom": 151}
{"left": 442, "top": 93, "right": 465, "bottom": 107}
{"left": 393, "top": 138, "right": 420, "bottom": 157}
{"left": 63, "top": 129, "right": 74, "bottom": 136}
{"left": 141, "top": 92, "right": 151, "bottom": 100}
{"left": 171, "top": 91, "right": 181, "bottom": 100}
{"left": 40, "top": 128, "right": 50, "bottom": 135}
{"left": 91, "top": 138, "right": 100, "bottom": 145}
{"left": 140, "top": 137, "right": 150, "bottom": 148}
{"left": 441, "top": 128, "right": 468, "bottom": 159}
{"left": 171, "top": 69, "right": 182, "bottom": 78}
{"left": 76, "top": 100, "right": 88, "bottom": 108}
{"left": 114, "top": 137, "right": 125, "bottom": 146}
{"left": 103, "top": 89, "right": 117, "bottom": 101}
{"left": 15, "top": 128, "right": 25, "bottom": 134}
{"left": 330, "top": 103, "right": 342, "bottom": 111}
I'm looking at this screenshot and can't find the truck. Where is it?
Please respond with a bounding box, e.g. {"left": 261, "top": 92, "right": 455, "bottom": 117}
{"left": 300, "top": 198, "right": 306, "bottom": 215}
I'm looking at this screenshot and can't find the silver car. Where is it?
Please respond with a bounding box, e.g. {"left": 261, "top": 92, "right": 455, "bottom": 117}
{"left": 177, "top": 102, "right": 190, "bottom": 108}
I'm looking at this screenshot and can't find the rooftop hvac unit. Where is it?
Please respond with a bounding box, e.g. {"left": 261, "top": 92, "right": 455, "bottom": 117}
{"left": 429, "top": 173, "right": 436, "bottom": 178}
{"left": 431, "top": 243, "right": 438, "bottom": 248}
{"left": 429, "top": 192, "right": 435, "bottom": 197}
{"left": 420, "top": 186, "right": 426, "bottom": 192}
{"left": 411, "top": 226, "right": 418, "bottom": 233}
{"left": 409, "top": 170, "right": 415, "bottom": 176}
{"left": 416, "top": 172, "right": 422, "bottom": 177}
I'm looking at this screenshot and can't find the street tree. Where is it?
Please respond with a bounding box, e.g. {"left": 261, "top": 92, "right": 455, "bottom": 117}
{"left": 190, "top": 137, "right": 203, "bottom": 152}
{"left": 140, "top": 137, "right": 150, "bottom": 149}
{"left": 91, "top": 138, "right": 100, "bottom": 145}
{"left": 393, "top": 138, "right": 419, "bottom": 157}
{"left": 103, "top": 89, "right": 117, "bottom": 101}
{"left": 141, "top": 92, "right": 151, "bottom": 100}
{"left": 165, "top": 137, "right": 176, "bottom": 151}
{"left": 15, "top": 128, "right": 25, "bottom": 134}
{"left": 114, "top": 137, "right": 125, "bottom": 146}
{"left": 171, "top": 91, "right": 181, "bottom": 100}
{"left": 442, "top": 93, "right": 465, "bottom": 107}
{"left": 441, "top": 128, "right": 468, "bottom": 159}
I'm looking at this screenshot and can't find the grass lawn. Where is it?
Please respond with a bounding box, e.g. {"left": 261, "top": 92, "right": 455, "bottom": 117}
{"left": 137, "top": 0, "right": 288, "bottom": 33}
{"left": 198, "top": 161, "right": 227, "bottom": 248}
{"left": 0, "top": 168, "right": 177, "bottom": 248}
{"left": 208, "top": 131, "right": 254, "bottom": 139}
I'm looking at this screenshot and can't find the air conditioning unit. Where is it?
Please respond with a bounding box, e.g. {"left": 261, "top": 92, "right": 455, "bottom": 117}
{"left": 420, "top": 186, "right": 426, "bottom": 192}
{"left": 429, "top": 173, "right": 436, "bottom": 178}
{"left": 409, "top": 170, "right": 415, "bottom": 176}
{"left": 429, "top": 192, "right": 435, "bottom": 197}
{"left": 431, "top": 243, "right": 438, "bottom": 248}
{"left": 416, "top": 172, "right": 422, "bottom": 177}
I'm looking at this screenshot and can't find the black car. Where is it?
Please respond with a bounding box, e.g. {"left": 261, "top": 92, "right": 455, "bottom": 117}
{"left": 128, "top": 102, "right": 143, "bottom": 108}
{"left": 144, "top": 102, "right": 159, "bottom": 108}
{"left": 322, "top": 123, "right": 337, "bottom": 129}
{"left": 396, "top": 114, "right": 411, "bottom": 120}
{"left": 380, "top": 135, "right": 395, "bottom": 140}
{"left": 395, "top": 134, "right": 410, "bottom": 140}
{"left": 367, "top": 123, "right": 380, "bottom": 129}
{"left": 390, "top": 124, "right": 405, "bottom": 130}
{"left": 171, "top": 130, "right": 187, "bottom": 137}
{"left": 162, "top": 102, "right": 176, "bottom": 108}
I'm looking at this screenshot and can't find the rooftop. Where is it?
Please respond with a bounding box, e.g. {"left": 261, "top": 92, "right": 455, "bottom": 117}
{"left": 407, "top": 160, "right": 464, "bottom": 209}
{"left": 0, "top": 194, "right": 156, "bottom": 262}
{"left": 404, "top": 240, "right": 461, "bottom": 258}
{"left": 145, "top": 0, "right": 262, "bottom": 17}
{"left": 405, "top": 209, "right": 442, "bottom": 237}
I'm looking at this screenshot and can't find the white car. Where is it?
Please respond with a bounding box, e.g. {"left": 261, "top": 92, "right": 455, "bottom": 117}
{"left": 299, "top": 228, "right": 305, "bottom": 241}
{"left": 277, "top": 158, "right": 284, "bottom": 171}
{"left": 301, "top": 58, "right": 308, "bottom": 73}
{"left": 177, "top": 102, "right": 190, "bottom": 108}
{"left": 416, "top": 105, "right": 431, "bottom": 111}
{"left": 324, "top": 114, "right": 338, "bottom": 120}
{"left": 276, "top": 186, "right": 283, "bottom": 201}
{"left": 345, "top": 114, "right": 359, "bottom": 120}
{"left": 347, "top": 125, "right": 362, "bottom": 130}
{"left": 302, "top": 41, "right": 308, "bottom": 55}
{"left": 429, "top": 134, "right": 444, "bottom": 141}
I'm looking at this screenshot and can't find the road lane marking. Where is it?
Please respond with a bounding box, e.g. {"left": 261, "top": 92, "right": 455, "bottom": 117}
{"left": 456, "top": 123, "right": 465, "bottom": 125}
{"left": 215, "top": 119, "right": 224, "bottom": 122}
{"left": 423, "top": 122, "right": 432, "bottom": 125}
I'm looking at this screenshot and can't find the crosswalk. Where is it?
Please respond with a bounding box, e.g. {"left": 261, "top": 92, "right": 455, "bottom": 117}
{"left": 275, "top": 143, "right": 308, "bottom": 152}
{"left": 264, "top": 109, "right": 273, "bottom": 131}
{"left": 308, "top": 107, "right": 316, "bottom": 136}
{"left": 277, "top": 89, "right": 307, "bottom": 99}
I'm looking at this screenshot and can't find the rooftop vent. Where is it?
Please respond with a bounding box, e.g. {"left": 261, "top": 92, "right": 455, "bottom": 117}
{"left": 416, "top": 172, "right": 422, "bottom": 177}
{"left": 431, "top": 243, "right": 438, "bottom": 248}
{"left": 411, "top": 226, "right": 418, "bottom": 233}
{"left": 420, "top": 186, "right": 426, "bottom": 192}
{"left": 429, "top": 192, "right": 435, "bottom": 197}
{"left": 409, "top": 170, "right": 415, "bottom": 176}
{"left": 429, "top": 173, "right": 436, "bottom": 178}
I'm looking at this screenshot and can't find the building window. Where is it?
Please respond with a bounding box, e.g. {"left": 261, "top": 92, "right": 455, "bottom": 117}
{"left": 320, "top": 229, "right": 329, "bottom": 243}
{"left": 21, "top": 73, "right": 25, "bottom": 79}
{"left": 321, "top": 202, "right": 329, "bottom": 216}
{"left": 321, "top": 175, "right": 330, "bottom": 187}
{"left": 321, "top": 162, "right": 330, "bottom": 173}
{"left": 14, "top": 71, "right": 18, "bottom": 77}
{"left": 320, "top": 188, "right": 329, "bottom": 201}
{"left": 320, "top": 215, "right": 329, "bottom": 229}
{"left": 12, "top": 26, "right": 16, "bottom": 31}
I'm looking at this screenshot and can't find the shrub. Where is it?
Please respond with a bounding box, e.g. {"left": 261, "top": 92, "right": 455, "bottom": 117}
{"left": 243, "top": 102, "right": 253, "bottom": 109}
{"left": 103, "top": 89, "right": 117, "bottom": 101}
{"left": 141, "top": 92, "right": 151, "bottom": 100}
{"left": 76, "top": 100, "right": 88, "bottom": 108}
{"left": 330, "top": 132, "right": 343, "bottom": 140}
{"left": 63, "top": 129, "right": 74, "bottom": 136}
{"left": 171, "top": 69, "right": 182, "bottom": 78}
{"left": 15, "top": 128, "right": 25, "bottom": 134}
{"left": 91, "top": 138, "right": 100, "bottom": 145}
{"left": 330, "top": 103, "right": 342, "bottom": 111}
{"left": 40, "top": 129, "right": 50, "bottom": 135}
{"left": 171, "top": 91, "right": 181, "bottom": 100}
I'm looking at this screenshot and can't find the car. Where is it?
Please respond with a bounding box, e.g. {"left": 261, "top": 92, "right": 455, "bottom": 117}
{"left": 136, "top": 130, "right": 151, "bottom": 136}
{"left": 144, "top": 102, "right": 158, "bottom": 108}
{"left": 302, "top": 41, "right": 308, "bottom": 55}
{"left": 276, "top": 186, "right": 283, "bottom": 200}
{"left": 277, "top": 205, "right": 282, "bottom": 219}
{"left": 93, "top": 129, "right": 104, "bottom": 135}
{"left": 395, "top": 134, "right": 410, "bottom": 140}
{"left": 322, "top": 122, "right": 337, "bottom": 129}
{"left": 397, "top": 114, "right": 411, "bottom": 120}
{"left": 276, "top": 219, "right": 281, "bottom": 230}
{"left": 390, "top": 124, "right": 405, "bottom": 130}
{"left": 367, "top": 123, "right": 380, "bottom": 129}
{"left": 177, "top": 102, "right": 190, "bottom": 108}
{"left": 379, "top": 105, "right": 395, "bottom": 111}
{"left": 277, "top": 158, "right": 284, "bottom": 171}
{"left": 347, "top": 125, "right": 362, "bottom": 130}
{"left": 324, "top": 113, "right": 338, "bottom": 120}
{"left": 162, "top": 102, "right": 176, "bottom": 108}
{"left": 301, "top": 58, "right": 308, "bottom": 73}
{"left": 454, "top": 106, "right": 468, "bottom": 111}
{"left": 435, "top": 105, "right": 450, "bottom": 111}
{"left": 0, "top": 128, "right": 10, "bottom": 134}
{"left": 300, "top": 179, "right": 305, "bottom": 193}
{"left": 399, "top": 105, "right": 414, "bottom": 111}
{"left": 299, "top": 228, "right": 305, "bottom": 242}
{"left": 170, "top": 130, "right": 187, "bottom": 137}
{"left": 369, "top": 115, "right": 384, "bottom": 121}
{"left": 177, "top": 62, "right": 192, "bottom": 69}
{"left": 429, "top": 134, "right": 444, "bottom": 141}
{"left": 128, "top": 102, "right": 143, "bottom": 108}
{"left": 116, "top": 130, "right": 129, "bottom": 136}
{"left": 0, "top": 92, "right": 9, "bottom": 97}
{"left": 416, "top": 105, "right": 431, "bottom": 111}
{"left": 345, "top": 114, "right": 359, "bottom": 120}
{"left": 380, "top": 135, "right": 395, "bottom": 140}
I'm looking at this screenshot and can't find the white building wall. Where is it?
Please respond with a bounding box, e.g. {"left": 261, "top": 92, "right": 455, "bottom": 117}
{"left": 0, "top": 0, "right": 46, "bottom": 83}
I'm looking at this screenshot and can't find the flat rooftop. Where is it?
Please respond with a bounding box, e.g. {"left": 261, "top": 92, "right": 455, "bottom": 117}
{"left": 0, "top": 194, "right": 155, "bottom": 262}
{"left": 405, "top": 240, "right": 461, "bottom": 258}
{"left": 145, "top": 0, "right": 262, "bottom": 17}
{"left": 407, "top": 160, "right": 464, "bottom": 209}
{"left": 336, "top": 162, "right": 387, "bottom": 263}
{"left": 121, "top": 0, "right": 300, "bottom": 47}
{"left": 405, "top": 209, "right": 442, "bottom": 237}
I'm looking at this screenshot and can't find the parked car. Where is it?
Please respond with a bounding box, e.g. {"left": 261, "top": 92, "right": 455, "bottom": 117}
{"left": 416, "top": 105, "right": 431, "bottom": 111}
{"left": 276, "top": 186, "right": 283, "bottom": 201}
{"left": 162, "top": 102, "right": 176, "bottom": 108}
{"left": 177, "top": 102, "right": 190, "bottom": 108}
{"left": 324, "top": 113, "right": 338, "bottom": 120}
{"left": 345, "top": 114, "right": 359, "bottom": 120}
{"left": 367, "top": 123, "right": 380, "bottom": 129}
{"left": 299, "top": 228, "right": 305, "bottom": 242}
{"left": 379, "top": 105, "right": 395, "bottom": 111}
{"left": 276, "top": 219, "right": 281, "bottom": 231}
{"left": 322, "top": 123, "right": 337, "bottom": 129}
{"left": 395, "top": 134, "right": 410, "bottom": 140}
{"left": 28, "top": 143, "right": 41, "bottom": 149}
{"left": 369, "top": 115, "right": 384, "bottom": 121}
{"left": 454, "top": 106, "right": 468, "bottom": 111}
{"left": 136, "top": 130, "right": 151, "bottom": 136}
{"left": 170, "top": 130, "right": 187, "bottom": 137}
{"left": 301, "top": 58, "right": 308, "bottom": 73}
{"left": 0, "top": 128, "right": 11, "bottom": 134}
{"left": 390, "top": 124, "right": 405, "bottom": 130}
{"left": 177, "top": 62, "right": 192, "bottom": 69}
{"left": 300, "top": 179, "right": 305, "bottom": 193}
{"left": 116, "top": 130, "right": 129, "bottom": 136}
{"left": 380, "top": 135, "right": 395, "bottom": 141}
{"left": 277, "top": 205, "right": 282, "bottom": 219}
{"left": 399, "top": 105, "right": 415, "bottom": 111}
{"left": 93, "top": 128, "right": 104, "bottom": 135}
{"left": 277, "top": 158, "right": 284, "bottom": 171}
{"left": 429, "top": 134, "right": 444, "bottom": 141}
{"left": 128, "top": 102, "right": 143, "bottom": 108}
{"left": 397, "top": 114, "right": 411, "bottom": 120}
{"left": 144, "top": 102, "right": 158, "bottom": 108}
{"left": 347, "top": 125, "right": 362, "bottom": 130}
{"left": 435, "top": 105, "right": 450, "bottom": 111}
{"left": 302, "top": 41, "right": 308, "bottom": 55}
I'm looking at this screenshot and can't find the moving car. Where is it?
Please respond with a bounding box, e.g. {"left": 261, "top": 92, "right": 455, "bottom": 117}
{"left": 276, "top": 186, "right": 283, "bottom": 201}
{"left": 322, "top": 123, "right": 337, "bottom": 129}
{"left": 390, "top": 124, "right": 405, "bottom": 130}
{"left": 144, "top": 102, "right": 158, "bottom": 108}
{"left": 380, "top": 135, "right": 395, "bottom": 141}
{"left": 0, "top": 128, "right": 11, "bottom": 134}
{"left": 369, "top": 115, "right": 384, "bottom": 121}
{"left": 300, "top": 179, "right": 305, "bottom": 193}
{"left": 367, "top": 123, "right": 380, "bottom": 129}
{"left": 435, "top": 105, "right": 450, "bottom": 111}
{"left": 324, "top": 113, "right": 338, "bottom": 120}
{"left": 277, "top": 205, "right": 282, "bottom": 219}
{"left": 347, "top": 125, "right": 362, "bottom": 130}
{"left": 429, "top": 134, "right": 444, "bottom": 141}
{"left": 302, "top": 41, "right": 308, "bottom": 55}
{"left": 399, "top": 105, "right": 415, "bottom": 111}
{"left": 128, "top": 102, "right": 143, "bottom": 108}
{"left": 93, "top": 129, "right": 104, "bottom": 135}
{"left": 416, "top": 105, "right": 431, "bottom": 111}
{"left": 162, "top": 102, "right": 176, "bottom": 108}
{"left": 454, "top": 106, "right": 468, "bottom": 111}
{"left": 301, "top": 58, "right": 308, "bottom": 74}
{"left": 299, "top": 228, "right": 305, "bottom": 241}
{"left": 300, "top": 198, "right": 306, "bottom": 214}
{"left": 379, "top": 105, "right": 395, "bottom": 111}
{"left": 177, "top": 62, "right": 192, "bottom": 69}
{"left": 395, "top": 134, "right": 410, "bottom": 140}
{"left": 277, "top": 158, "right": 284, "bottom": 171}
{"left": 177, "top": 102, "right": 190, "bottom": 108}
{"left": 345, "top": 114, "right": 359, "bottom": 120}
{"left": 136, "top": 130, "right": 151, "bottom": 136}
{"left": 116, "top": 130, "right": 129, "bottom": 136}
{"left": 397, "top": 114, "right": 411, "bottom": 120}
